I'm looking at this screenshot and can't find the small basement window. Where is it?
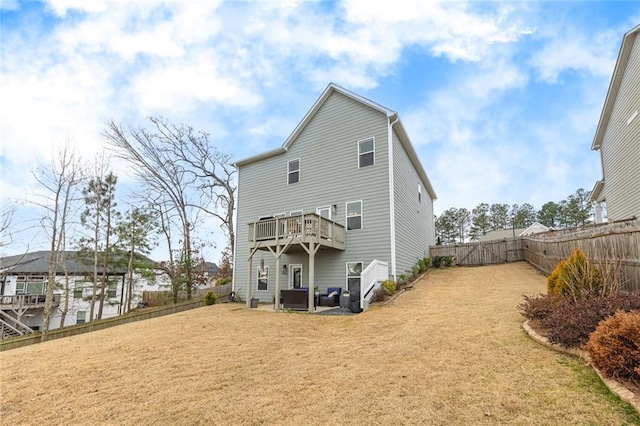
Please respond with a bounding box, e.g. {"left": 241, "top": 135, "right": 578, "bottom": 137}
{"left": 288, "top": 159, "right": 300, "bottom": 184}
{"left": 358, "top": 138, "right": 375, "bottom": 168}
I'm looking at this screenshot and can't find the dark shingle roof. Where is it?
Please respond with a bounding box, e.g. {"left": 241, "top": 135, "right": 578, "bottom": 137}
{"left": 0, "top": 251, "right": 156, "bottom": 275}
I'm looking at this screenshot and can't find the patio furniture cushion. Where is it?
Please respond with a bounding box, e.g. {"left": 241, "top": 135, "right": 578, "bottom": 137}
{"left": 320, "top": 287, "right": 342, "bottom": 307}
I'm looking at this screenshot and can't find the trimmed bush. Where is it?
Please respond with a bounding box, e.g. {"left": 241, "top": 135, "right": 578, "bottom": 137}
{"left": 586, "top": 310, "right": 640, "bottom": 385}
{"left": 381, "top": 279, "right": 397, "bottom": 295}
{"left": 432, "top": 256, "right": 443, "bottom": 268}
{"left": 203, "top": 291, "right": 217, "bottom": 305}
{"left": 370, "top": 287, "right": 387, "bottom": 303}
{"left": 547, "top": 249, "right": 602, "bottom": 300}
{"left": 541, "top": 293, "right": 640, "bottom": 348}
{"left": 518, "top": 294, "right": 560, "bottom": 321}
{"left": 443, "top": 256, "right": 454, "bottom": 267}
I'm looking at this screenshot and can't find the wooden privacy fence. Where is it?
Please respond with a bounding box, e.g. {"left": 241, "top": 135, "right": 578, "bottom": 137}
{"left": 430, "top": 238, "right": 523, "bottom": 265}
{"left": 430, "top": 219, "right": 640, "bottom": 292}
{"left": 522, "top": 219, "right": 640, "bottom": 293}
{"left": 143, "top": 283, "right": 233, "bottom": 307}
{"left": 0, "top": 298, "right": 205, "bottom": 352}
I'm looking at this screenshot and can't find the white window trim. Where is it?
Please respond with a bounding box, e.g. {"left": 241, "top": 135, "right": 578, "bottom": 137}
{"left": 346, "top": 261, "right": 363, "bottom": 291}
{"left": 76, "top": 311, "right": 86, "bottom": 324}
{"left": 357, "top": 137, "right": 375, "bottom": 168}
{"left": 316, "top": 206, "right": 331, "bottom": 220}
{"left": 288, "top": 264, "right": 303, "bottom": 289}
{"left": 345, "top": 200, "right": 363, "bottom": 231}
{"left": 256, "top": 266, "right": 269, "bottom": 292}
{"left": 287, "top": 158, "right": 300, "bottom": 185}
{"left": 290, "top": 210, "right": 303, "bottom": 216}
{"left": 418, "top": 183, "right": 422, "bottom": 203}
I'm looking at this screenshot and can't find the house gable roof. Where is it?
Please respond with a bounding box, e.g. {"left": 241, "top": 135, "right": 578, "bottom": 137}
{"left": 234, "top": 83, "right": 437, "bottom": 199}
{"left": 0, "top": 251, "right": 157, "bottom": 275}
{"left": 592, "top": 24, "right": 640, "bottom": 150}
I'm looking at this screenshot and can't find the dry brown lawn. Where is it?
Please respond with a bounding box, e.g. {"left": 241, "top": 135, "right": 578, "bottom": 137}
{"left": 1, "top": 262, "right": 639, "bottom": 425}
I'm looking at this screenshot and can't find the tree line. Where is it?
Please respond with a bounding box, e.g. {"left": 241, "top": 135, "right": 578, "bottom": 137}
{"left": 435, "top": 188, "right": 593, "bottom": 244}
{"left": 3, "top": 117, "right": 237, "bottom": 340}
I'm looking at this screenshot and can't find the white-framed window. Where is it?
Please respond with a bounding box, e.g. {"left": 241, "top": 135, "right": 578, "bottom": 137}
{"left": 418, "top": 183, "right": 422, "bottom": 203}
{"left": 346, "top": 201, "right": 363, "bottom": 231}
{"left": 16, "top": 276, "right": 46, "bottom": 295}
{"left": 316, "top": 206, "right": 331, "bottom": 220}
{"left": 76, "top": 311, "right": 86, "bottom": 325}
{"left": 290, "top": 210, "right": 303, "bottom": 216}
{"left": 257, "top": 266, "right": 269, "bottom": 291}
{"left": 107, "top": 281, "right": 117, "bottom": 299}
{"left": 73, "top": 284, "right": 83, "bottom": 299}
{"left": 346, "top": 262, "right": 363, "bottom": 293}
{"left": 274, "top": 212, "right": 286, "bottom": 218}
{"left": 288, "top": 159, "right": 300, "bottom": 185}
{"left": 358, "top": 137, "right": 375, "bottom": 168}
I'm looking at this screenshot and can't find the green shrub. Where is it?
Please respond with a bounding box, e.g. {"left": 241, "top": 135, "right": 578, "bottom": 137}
{"left": 412, "top": 265, "right": 420, "bottom": 276}
{"left": 381, "top": 279, "right": 397, "bottom": 295}
{"left": 398, "top": 273, "right": 408, "bottom": 286}
{"left": 547, "top": 248, "right": 602, "bottom": 301}
{"left": 203, "top": 291, "right": 217, "bottom": 305}
{"left": 371, "top": 287, "right": 387, "bottom": 303}
{"left": 586, "top": 310, "right": 640, "bottom": 384}
{"left": 443, "top": 256, "right": 454, "bottom": 267}
{"left": 432, "top": 256, "right": 443, "bottom": 268}
{"left": 216, "top": 277, "right": 231, "bottom": 286}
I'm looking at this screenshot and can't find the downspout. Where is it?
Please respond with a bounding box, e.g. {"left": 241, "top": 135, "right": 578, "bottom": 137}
{"left": 388, "top": 114, "right": 399, "bottom": 280}
{"left": 231, "top": 168, "right": 240, "bottom": 296}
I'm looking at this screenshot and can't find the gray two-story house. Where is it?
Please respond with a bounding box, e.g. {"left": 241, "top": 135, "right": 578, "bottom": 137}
{"left": 590, "top": 24, "right": 640, "bottom": 222}
{"left": 233, "top": 83, "right": 436, "bottom": 311}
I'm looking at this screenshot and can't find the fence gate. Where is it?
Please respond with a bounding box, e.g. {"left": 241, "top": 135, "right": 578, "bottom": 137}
{"left": 430, "top": 238, "right": 523, "bottom": 266}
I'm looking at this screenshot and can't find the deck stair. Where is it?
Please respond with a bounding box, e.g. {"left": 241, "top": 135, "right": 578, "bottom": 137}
{"left": 0, "top": 310, "right": 34, "bottom": 340}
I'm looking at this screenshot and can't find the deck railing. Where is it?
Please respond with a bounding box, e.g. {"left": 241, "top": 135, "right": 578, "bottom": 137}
{"left": 248, "top": 214, "right": 345, "bottom": 246}
{"left": 0, "top": 294, "right": 61, "bottom": 309}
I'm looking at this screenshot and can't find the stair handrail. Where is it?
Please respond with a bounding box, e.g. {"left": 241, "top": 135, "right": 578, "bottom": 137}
{"left": 360, "top": 259, "right": 389, "bottom": 310}
{"left": 0, "top": 310, "right": 34, "bottom": 335}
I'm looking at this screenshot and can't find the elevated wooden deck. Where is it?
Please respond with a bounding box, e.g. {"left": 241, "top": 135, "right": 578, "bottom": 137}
{"left": 0, "top": 294, "right": 61, "bottom": 310}
{"left": 248, "top": 214, "right": 345, "bottom": 253}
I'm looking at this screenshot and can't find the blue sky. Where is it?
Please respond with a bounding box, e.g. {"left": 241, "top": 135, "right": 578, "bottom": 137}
{"left": 1, "top": 1, "right": 638, "bottom": 261}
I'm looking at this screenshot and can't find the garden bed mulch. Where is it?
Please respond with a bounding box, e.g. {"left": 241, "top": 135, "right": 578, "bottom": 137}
{"left": 523, "top": 320, "right": 640, "bottom": 412}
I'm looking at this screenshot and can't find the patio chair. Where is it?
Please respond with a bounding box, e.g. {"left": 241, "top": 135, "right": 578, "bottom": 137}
{"left": 319, "top": 287, "right": 342, "bottom": 307}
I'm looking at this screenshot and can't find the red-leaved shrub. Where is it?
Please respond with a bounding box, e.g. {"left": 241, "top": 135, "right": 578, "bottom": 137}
{"left": 518, "top": 294, "right": 561, "bottom": 321}
{"left": 586, "top": 310, "right": 640, "bottom": 386}
{"left": 541, "top": 293, "right": 640, "bottom": 348}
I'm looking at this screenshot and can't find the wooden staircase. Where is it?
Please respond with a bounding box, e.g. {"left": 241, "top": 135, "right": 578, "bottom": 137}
{"left": 0, "top": 310, "right": 34, "bottom": 340}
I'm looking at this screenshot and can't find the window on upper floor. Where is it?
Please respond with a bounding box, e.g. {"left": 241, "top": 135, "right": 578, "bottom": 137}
{"left": 288, "top": 159, "right": 300, "bottom": 185}
{"left": 346, "top": 201, "right": 363, "bottom": 231}
{"left": 73, "top": 284, "right": 83, "bottom": 299}
{"left": 358, "top": 137, "right": 375, "bottom": 168}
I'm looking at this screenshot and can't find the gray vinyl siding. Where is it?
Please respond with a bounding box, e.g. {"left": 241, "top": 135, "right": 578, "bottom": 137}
{"left": 601, "top": 33, "right": 640, "bottom": 221}
{"left": 392, "top": 130, "right": 434, "bottom": 277}
{"left": 235, "top": 91, "right": 392, "bottom": 302}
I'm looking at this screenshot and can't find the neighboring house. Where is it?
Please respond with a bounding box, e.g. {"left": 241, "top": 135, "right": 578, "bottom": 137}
{"left": 0, "top": 250, "right": 164, "bottom": 336}
{"left": 233, "top": 83, "right": 437, "bottom": 311}
{"left": 478, "top": 222, "right": 550, "bottom": 242}
{"left": 590, "top": 24, "right": 640, "bottom": 223}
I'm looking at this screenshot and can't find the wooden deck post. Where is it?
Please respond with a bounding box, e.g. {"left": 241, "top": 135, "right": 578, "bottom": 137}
{"left": 275, "top": 253, "right": 281, "bottom": 311}
{"left": 246, "top": 255, "right": 252, "bottom": 308}
{"left": 308, "top": 241, "right": 315, "bottom": 313}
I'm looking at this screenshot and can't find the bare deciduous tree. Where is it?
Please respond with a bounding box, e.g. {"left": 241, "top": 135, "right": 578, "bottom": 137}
{"left": 104, "top": 117, "right": 237, "bottom": 299}
{"left": 31, "top": 142, "right": 82, "bottom": 340}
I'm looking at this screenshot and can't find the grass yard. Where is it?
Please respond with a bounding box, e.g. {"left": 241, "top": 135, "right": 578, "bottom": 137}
{"left": 1, "top": 262, "right": 638, "bottom": 425}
